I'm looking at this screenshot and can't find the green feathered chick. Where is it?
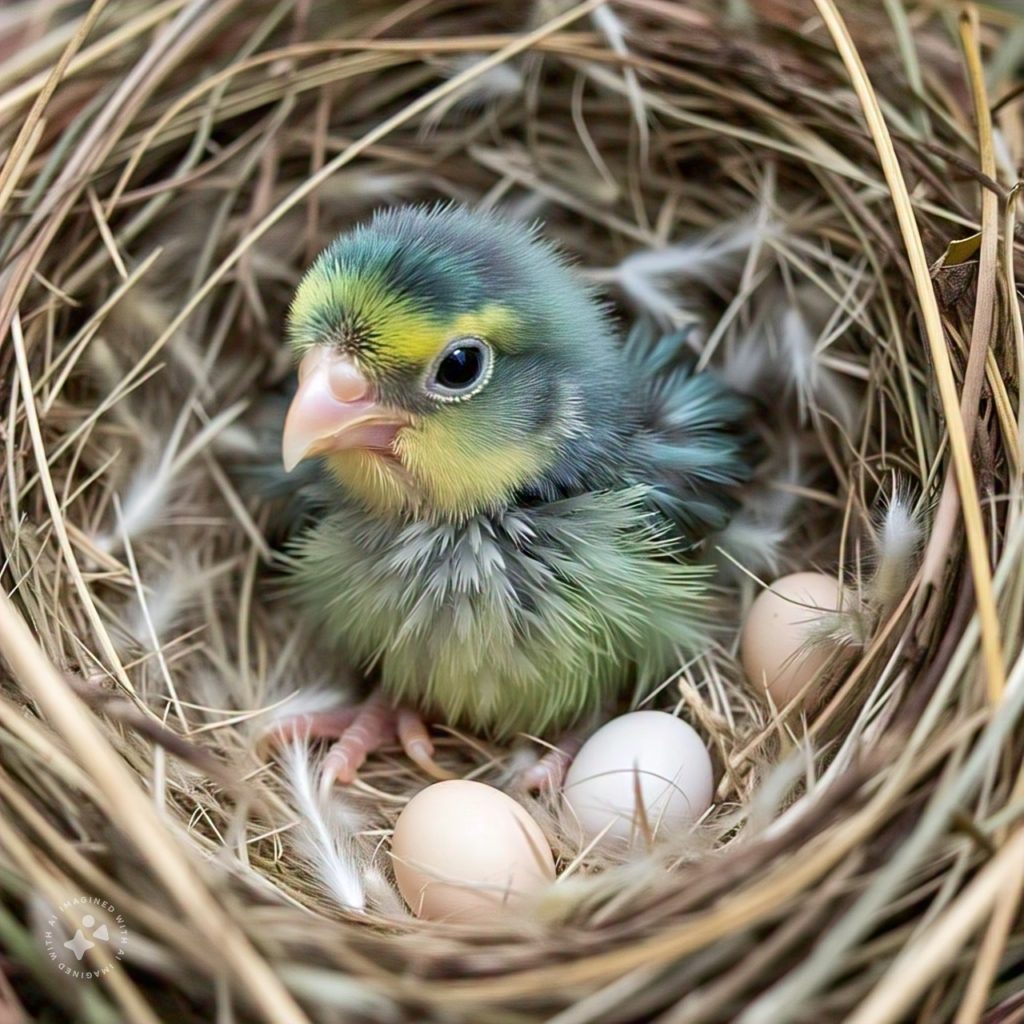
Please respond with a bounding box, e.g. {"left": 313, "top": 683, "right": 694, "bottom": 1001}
{"left": 274, "top": 204, "right": 753, "bottom": 785}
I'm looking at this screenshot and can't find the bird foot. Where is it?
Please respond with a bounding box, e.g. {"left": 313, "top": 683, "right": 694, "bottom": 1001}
{"left": 265, "top": 695, "right": 454, "bottom": 795}
{"left": 521, "top": 734, "right": 585, "bottom": 792}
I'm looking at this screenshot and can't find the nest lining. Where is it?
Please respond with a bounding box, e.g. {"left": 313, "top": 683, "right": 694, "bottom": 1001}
{"left": 1, "top": 2, "right": 1023, "bottom": 1022}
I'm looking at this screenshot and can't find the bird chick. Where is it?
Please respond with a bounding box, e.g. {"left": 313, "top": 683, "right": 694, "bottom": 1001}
{"left": 274, "top": 204, "right": 753, "bottom": 788}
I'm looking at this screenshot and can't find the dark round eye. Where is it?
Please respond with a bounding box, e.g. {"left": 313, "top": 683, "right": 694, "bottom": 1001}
{"left": 436, "top": 346, "right": 482, "bottom": 388}
{"left": 428, "top": 338, "right": 491, "bottom": 399}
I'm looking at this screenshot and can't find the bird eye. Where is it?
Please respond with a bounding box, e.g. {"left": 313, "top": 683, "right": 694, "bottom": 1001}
{"left": 427, "top": 338, "right": 492, "bottom": 400}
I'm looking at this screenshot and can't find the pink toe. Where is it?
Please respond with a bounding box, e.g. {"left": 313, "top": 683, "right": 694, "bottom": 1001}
{"left": 264, "top": 707, "right": 358, "bottom": 749}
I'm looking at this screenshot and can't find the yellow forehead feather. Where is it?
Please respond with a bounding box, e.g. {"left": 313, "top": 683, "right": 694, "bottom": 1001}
{"left": 290, "top": 269, "right": 519, "bottom": 366}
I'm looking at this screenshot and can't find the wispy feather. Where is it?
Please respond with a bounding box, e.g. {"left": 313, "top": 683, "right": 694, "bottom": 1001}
{"left": 867, "top": 483, "right": 924, "bottom": 613}
{"left": 714, "top": 437, "right": 802, "bottom": 579}
{"left": 120, "top": 556, "right": 236, "bottom": 652}
{"left": 421, "top": 54, "right": 524, "bottom": 134}
{"left": 281, "top": 738, "right": 368, "bottom": 913}
{"left": 777, "top": 298, "right": 859, "bottom": 432}
{"left": 93, "top": 400, "right": 247, "bottom": 553}
{"left": 319, "top": 169, "right": 427, "bottom": 211}
{"left": 590, "top": 5, "right": 650, "bottom": 162}
{"left": 719, "top": 278, "right": 860, "bottom": 434}
{"left": 593, "top": 222, "right": 763, "bottom": 328}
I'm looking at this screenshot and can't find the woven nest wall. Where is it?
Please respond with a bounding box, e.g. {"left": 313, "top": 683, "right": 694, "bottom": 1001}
{"left": 1, "top": 2, "right": 1023, "bottom": 1022}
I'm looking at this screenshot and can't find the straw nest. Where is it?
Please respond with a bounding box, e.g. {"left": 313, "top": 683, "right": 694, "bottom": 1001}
{"left": 1, "top": 1, "right": 1023, "bottom": 1021}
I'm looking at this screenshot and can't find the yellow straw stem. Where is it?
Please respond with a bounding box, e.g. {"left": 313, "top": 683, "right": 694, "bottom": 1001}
{"left": 811, "top": 0, "right": 1006, "bottom": 704}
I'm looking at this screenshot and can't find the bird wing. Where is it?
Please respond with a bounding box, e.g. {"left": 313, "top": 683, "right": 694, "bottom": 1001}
{"left": 623, "top": 323, "right": 756, "bottom": 544}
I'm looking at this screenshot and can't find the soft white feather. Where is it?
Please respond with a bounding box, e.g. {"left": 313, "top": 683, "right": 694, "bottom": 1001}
{"left": 596, "top": 223, "right": 762, "bottom": 327}
{"left": 94, "top": 400, "right": 246, "bottom": 552}
{"left": 318, "top": 170, "right": 425, "bottom": 210}
{"left": 422, "top": 54, "right": 524, "bottom": 133}
{"left": 778, "top": 299, "right": 858, "bottom": 432}
{"left": 591, "top": 5, "right": 649, "bottom": 161}
{"left": 714, "top": 514, "right": 790, "bottom": 578}
{"left": 714, "top": 437, "right": 803, "bottom": 579}
{"left": 281, "top": 738, "right": 368, "bottom": 912}
{"left": 718, "top": 278, "right": 860, "bottom": 435}
{"left": 121, "top": 556, "right": 234, "bottom": 651}
{"left": 869, "top": 486, "right": 924, "bottom": 612}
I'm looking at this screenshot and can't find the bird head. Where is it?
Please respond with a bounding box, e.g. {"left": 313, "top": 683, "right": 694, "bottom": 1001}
{"left": 283, "top": 205, "right": 620, "bottom": 519}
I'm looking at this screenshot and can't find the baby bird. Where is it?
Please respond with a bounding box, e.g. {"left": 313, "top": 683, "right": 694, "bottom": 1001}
{"left": 275, "top": 205, "right": 753, "bottom": 789}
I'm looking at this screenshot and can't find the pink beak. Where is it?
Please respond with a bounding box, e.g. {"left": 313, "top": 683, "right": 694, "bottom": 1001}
{"left": 281, "top": 347, "right": 406, "bottom": 472}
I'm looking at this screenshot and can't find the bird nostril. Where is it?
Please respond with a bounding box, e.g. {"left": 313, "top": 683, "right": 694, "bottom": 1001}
{"left": 327, "top": 358, "right": 370, "bottom": 403}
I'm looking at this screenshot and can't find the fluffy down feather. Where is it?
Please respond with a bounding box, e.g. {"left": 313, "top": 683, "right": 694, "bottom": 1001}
{"left": 285, "top": 487, "right": 713, "bottom": 738}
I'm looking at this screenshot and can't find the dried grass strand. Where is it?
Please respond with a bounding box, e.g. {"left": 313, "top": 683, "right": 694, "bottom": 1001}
{"left": 847, "top": 829, "right": 1024, "bottom": 1024}
{"left": 0, "top": 588, "right": 312, "bottom": 1024}
{"left": 811, "top": 0, "right": 1006, "bottom": 704}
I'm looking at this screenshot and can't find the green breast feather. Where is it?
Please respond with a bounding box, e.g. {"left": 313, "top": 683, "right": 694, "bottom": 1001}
{"left": 287, "top": 486, "right": 712, "bottom": 739}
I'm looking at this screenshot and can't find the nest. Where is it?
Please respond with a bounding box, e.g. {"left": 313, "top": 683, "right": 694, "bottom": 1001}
{"left": 2, "top": 1, "right": 1023, "bottom": 1021}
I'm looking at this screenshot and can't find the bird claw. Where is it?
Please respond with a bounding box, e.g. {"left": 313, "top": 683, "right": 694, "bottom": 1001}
{"left": 261, "top": 695, "right": 449, "bottom": 794}
{"left": 395, "top": 708, "right": 456, "bottom": 782}
{"left": 259, "top": 707, "right": 358, "bottom": 754}
{"left": 521, "top": 734, "right": 584, "bottom": 792}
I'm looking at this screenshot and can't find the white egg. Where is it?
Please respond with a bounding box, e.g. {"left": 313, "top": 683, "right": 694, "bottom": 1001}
{"left": 562, "top": 711, "right": 714, "bottom": 847}
{"left": 740, "top": 571, "right": 846, "bottom": 707}
{"left": 390, "top": 780, "right": 555, "bottom": 922}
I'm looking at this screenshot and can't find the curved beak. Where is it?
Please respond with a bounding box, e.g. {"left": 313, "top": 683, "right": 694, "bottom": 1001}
{"left": 282, "top": 348, "right": 406, "bottom": 472}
